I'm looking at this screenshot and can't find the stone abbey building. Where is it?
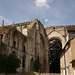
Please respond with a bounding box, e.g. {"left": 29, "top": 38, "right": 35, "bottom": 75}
{"left": 0, "top": 19, "right": 75, "bottom": 75}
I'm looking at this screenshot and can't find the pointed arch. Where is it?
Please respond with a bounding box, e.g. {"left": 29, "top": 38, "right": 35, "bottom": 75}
{"left": 49, "top": 38, "right": 62, "bottom": 73}
{"left": 22, "top": 55, "right": 26, "bottom": 69}
{"left": 30, "top": 57, "right": 34, "bottom": 71}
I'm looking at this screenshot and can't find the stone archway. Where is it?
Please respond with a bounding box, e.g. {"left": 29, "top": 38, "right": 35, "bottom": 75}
{"left": 49, "top": 38, "right": 62, "bottom": 73}
{"left": 30, "top": 58, "right": 34, "bottom": 71}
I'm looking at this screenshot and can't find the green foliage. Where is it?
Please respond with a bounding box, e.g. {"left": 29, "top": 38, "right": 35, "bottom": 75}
{"left": 6, "top": 52, "right": 21, "bottom": 73}
{"left": 0, "top": 53, "right": 21, "bottom": 73}
{"left": 34, "top": 56, "right": 40, "bottom": 72}
{"left": 0, "top": 54, "right": 8, "bottom": 73}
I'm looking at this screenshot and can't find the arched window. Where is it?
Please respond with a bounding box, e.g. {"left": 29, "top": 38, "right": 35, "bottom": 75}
{"left": 22, "top": 55, "right": 26, "bottom": 69}
{"left": 43, "top": 58, "right": 46, "bottom": 72}
{"left": 23, "top": 46, "right": 26, "bottom": 52}
{"left": 13, "top": 41, "right": 16, "bottom": 48}
{"left": 1, "top": 34, "right": 3, "bottom": 41}
{"left": 49, "top": 39, "right": 62, "bottom": 73}
{"left": 12, "top": 51, "right": 16, "bottom": 54}
{"left": 30, "top": 58, "right": 34, "bottom": 71}
{"left": 23, "top": 40, "right": 26, "bottom": 53}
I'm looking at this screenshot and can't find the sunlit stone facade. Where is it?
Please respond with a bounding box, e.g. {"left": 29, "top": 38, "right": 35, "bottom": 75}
{"left": 0, "top": 19, "right": 75, "bottom": 74}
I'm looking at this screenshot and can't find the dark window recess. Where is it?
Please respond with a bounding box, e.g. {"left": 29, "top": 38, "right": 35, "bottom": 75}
{"left": 22, "top": 59, "right": 25, "bottom": 68}
{"left": 13, "top": 41, "right": 16, "bottom": 48}
{"left": 1, "top": 34, "right": 3, "bottom": 41}
{"left": 53, "top": 27, "right": 55, "bottom": 29}
{"left": 49, "top": 39, "right": 62, "bottom": 73}
{"left": 23, "top": 46, "right": 26, "bottom": 52}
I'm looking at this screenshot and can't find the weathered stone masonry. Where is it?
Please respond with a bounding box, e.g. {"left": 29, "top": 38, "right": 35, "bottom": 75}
{"left": 0, "top": 19, "right": 75, "bottom": 75}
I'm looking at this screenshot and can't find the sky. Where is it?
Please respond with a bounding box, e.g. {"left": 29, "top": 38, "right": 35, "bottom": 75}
{"left": 0, "top": 0, "right": 75, "bottom": 27}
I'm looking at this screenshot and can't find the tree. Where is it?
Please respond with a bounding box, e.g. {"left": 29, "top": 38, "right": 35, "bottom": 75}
{"left": 0, "top": 54, "right": 8, "bottom": 73}
{"left": 0, "top": 53, "right": 21, "bottom": 73}
{"left": 6, "top": 52, "right": 21, "bottom": 73}
{"left": 34, "top": 56, "right": 40, "bottom": 72}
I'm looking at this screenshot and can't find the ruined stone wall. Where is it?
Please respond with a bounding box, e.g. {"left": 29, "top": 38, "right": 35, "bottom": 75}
{"left": 70, "top": 37, "right": 75, "bottom": 60}
{"left": 26, "top": 19, "right": 49, "bottom": 72}
{"left": 1, "top": 20, "right": 75, "bottom": 74}
{"left": 45, "top": 26, "right": 66, "bottom": 48}
{"left": 0, "top": 28, "right": 28, "bottom": 72}
{"left": 0, "top": 73, "right": 60, "bottom": 75}
{"left": 39, "top": 73, "right": 60, "bottom": 75}
{"left": 60, "top": 42, "right": 73, "bottom": 75}
{"left": 70, "top": 38, "right": 75, "bottom": 75}
{"left": 39, "top": 22, "right": 49, "bottom": 72}
{"left": 0, "top": 19, "right": 50, "bottom": 72}
{"left": 27, "top": 23, "right": 36, "bottom": 71}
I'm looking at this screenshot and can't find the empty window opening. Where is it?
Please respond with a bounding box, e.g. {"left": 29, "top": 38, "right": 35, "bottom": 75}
{"left": 13, "top": 41, "right": 16, "bottom": 48}
{"left": 22, "top": 56, "right": 26, "bottom": 69}
{"left": 1, "top": 34, "right": 3, "bottom": 41}
{"left": 30, "top": 58, "right": 34, "bottom": 71}
{"left": 49, "top": 39, "right": 62, "bottom": 73}
{"left": 23, "top": 46, "right": 26, "bottom": 52}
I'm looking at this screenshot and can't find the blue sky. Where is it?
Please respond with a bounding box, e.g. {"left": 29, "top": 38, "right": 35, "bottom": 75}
{"left": 0, "top": 0, "right": 75, "bottom": 27}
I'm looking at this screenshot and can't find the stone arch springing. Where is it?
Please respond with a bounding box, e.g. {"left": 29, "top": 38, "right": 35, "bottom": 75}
{"left": 48, "top": 38, "right": 62, "bottom": 73}
{"left": 30, "top": 57, "right": 34, "bottom": 71}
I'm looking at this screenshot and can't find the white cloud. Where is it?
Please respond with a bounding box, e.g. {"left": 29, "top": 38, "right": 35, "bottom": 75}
{"left": 35, "top": 0, "right": 50, "bottom": 7}
{"left": 0, "top": 16, "right": 12, "bottom": 25}
{"left": 45, "top": 19, "right": 48, "bottom": 22}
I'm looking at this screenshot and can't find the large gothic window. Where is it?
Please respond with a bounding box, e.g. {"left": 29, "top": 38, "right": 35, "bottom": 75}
{"left": 49, "top": 39, "right": 62, "bottom": 73}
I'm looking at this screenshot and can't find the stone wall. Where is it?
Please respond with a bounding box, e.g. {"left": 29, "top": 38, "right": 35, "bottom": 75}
{"left": 0, "top": 74, "right": 21, "bottom": 75}
{"left": 70, "top": 37, "right": 75, "bottom": 60}
{"left": 0, "top": 73, "right": 60, "bottom": 75}
{"left": 39, "top": 73, "right": 60, "bottom": 75}
{"left": 60, "top": 38, "right": 75, "bottom": 75}
{"left": 45, "top": 25, "right": 66, "bottom": 49}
